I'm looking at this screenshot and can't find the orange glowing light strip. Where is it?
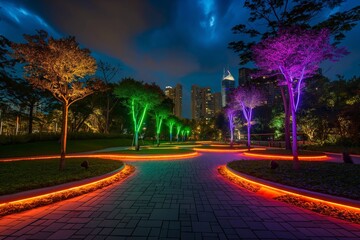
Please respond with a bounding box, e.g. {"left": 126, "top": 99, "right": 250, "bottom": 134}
{"left": 195, "top": 141, "right": 213, "bottom": 144}
{"left": 221, "top": 165, "right": 360, "bottom": 212}
{"left": 209, "top": 144, "right": 235, "bottom": 147}
{"left": 147, "top": 146, "right": 180, "bottom": 149}
{"left": 175, "top": 144, "right": 202, "bottom": 148}
{"left": 193, "top": 148, "right": 248, "bottom": 153}
{"left": 243, "top": 152, "right": 328, "bottom": 160}
{"left": 249, "top": 148, "right": 267, "bottom": 151}
{"left": 1, "top": 155, "right": 58, "bottom": 162}
{"left": 68, "top": 152, "right": 200, "bottom": 160}
{"left": 0, "top": 165, "right": 135, "bottom": 216}
{"left": 0, "top": 152, "right": 199, "bottom": 163}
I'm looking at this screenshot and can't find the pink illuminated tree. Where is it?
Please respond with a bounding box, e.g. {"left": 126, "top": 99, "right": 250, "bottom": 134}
{"left": 224, "top": 105, "right": 237, "bottom": 147}
{"left": 233, "top": 86, "right": 264, "bottom": 150}
{"left": 252, "top": 27, "right": 347, "bottom": 169}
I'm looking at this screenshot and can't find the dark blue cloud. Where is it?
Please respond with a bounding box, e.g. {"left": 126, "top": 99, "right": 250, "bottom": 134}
{"left": 1, "top": 0, "right": 359, "bottom": 118}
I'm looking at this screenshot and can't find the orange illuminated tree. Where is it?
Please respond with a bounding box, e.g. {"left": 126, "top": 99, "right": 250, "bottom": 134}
{"left": 12, "top": 31, "right": 103, "bottom": 170}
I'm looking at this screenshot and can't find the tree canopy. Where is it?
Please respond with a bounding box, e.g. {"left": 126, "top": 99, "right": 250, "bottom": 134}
{"left": 12, "top": 31, "right": 103, "bottom": 170}
{"left": 229, "top": 0, "right": 359, "bottom": 64}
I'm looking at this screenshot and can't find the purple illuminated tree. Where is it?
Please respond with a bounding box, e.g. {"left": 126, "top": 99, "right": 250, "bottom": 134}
{"left": 233, "top": 86, "right": 264, "bottom": 151}
{"left": 252, "top": 27, "right": 347, "bottom": 169}
{"left": 224, "top": 106, "right": 236, "bottom": 147}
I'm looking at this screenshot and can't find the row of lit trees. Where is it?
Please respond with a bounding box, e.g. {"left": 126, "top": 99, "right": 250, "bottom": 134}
{"left": 3, "top": 31, "right": 191, "bottom": 170}
{"left": 225, "top": 26, "right": 347, "bottom": 170}
{"left": 228, "top": 0, "right": 358, "bottom": 169}
{"left": 113, "top": 78, "right": 192, "bottom": 150}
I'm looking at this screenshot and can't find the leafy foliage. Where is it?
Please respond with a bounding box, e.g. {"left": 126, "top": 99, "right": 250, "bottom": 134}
{"left": 12, "top": 31, "right": 103, "bottom": 105}
{"left": 114, "top": 78, "right": 162, "bottom": 149}
{"left": 11, "top": 31, "right": 104, "bottom": 170}
{"left": 229, "top": 0, "right": 359, "bottom": 65}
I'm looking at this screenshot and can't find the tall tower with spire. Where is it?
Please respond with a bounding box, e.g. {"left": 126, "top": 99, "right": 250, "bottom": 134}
{"left": 221, "top": 68, "right": 235, "bottom": 107}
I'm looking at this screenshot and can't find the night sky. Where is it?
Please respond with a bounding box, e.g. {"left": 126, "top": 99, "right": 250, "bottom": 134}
{"left": 1, "top": 0, "right": 359, "bottom": 118}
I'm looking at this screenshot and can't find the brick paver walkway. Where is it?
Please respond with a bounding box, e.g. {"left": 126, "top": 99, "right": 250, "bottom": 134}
{"left": 0, "top": 153, "right": 359, "bottom": 239}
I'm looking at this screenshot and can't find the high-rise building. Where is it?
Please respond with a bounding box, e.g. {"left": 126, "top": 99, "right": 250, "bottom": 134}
{"left": 191, "top": 85, "right": 217, "bottom": 122}
{"left": 221, "top": 69, "right": 235, "bottom": 107}
{"left": 164, "top": 84, "right": 182, "bottom": 118}
{"left": 238, "top": 67, "right": 253, "bottom": 87}
{"left": 212, "top": 92, "right": 222, "bottom": 114}
{"left": 238, "top": 67, "right": 280, "bottom": 106}
{"left": 174, "top": 84, "right": 182, "bottom": 118}
{"left": 191, "top": 85, "right": 203, "bottom": 120}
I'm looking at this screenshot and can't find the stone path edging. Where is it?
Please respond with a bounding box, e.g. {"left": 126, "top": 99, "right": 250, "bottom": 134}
{"left": 225, "top": 164, "right": 360, "bottom": 210}
{"left": 0, "top": 165, "right": 125, "bottom": 204}
{"left": 0, "top": 164, "right": 135, "bottom": 217}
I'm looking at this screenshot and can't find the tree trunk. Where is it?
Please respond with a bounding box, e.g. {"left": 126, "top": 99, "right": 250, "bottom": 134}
{"left": 0, "top": 110, "right": 2, "bottom": 135}
{"left": 75, "top": 117, "right": 88, "bottom": 132}
{"left": 135, "top": 130, "right": 140, "bottom": 151}
{"left": 157, "top": 133, "right": 160, "bottom": 146}
{"left": 16, "top": 115, "right": 19, "bottom": 135}
{"left": 291, "top": 107, "right": 299, "bottom": 169}
{"left": 28, "top": 103, "right": 34, "bottom": 134}
{"left": 247, "top": 123, "right": 251, "bottom": 151}
{"left": 230, "top": 125, "right": 234, "bottom": 148}
{"left": 105, "top": 93, "right": 110, "bottom": 134}
{"left": 59, "top": 103, "right": 69, "bottom": 171}
{"left": 281, "top": 87, "right": 291, "bottom": 150}
{"left": 169, "top": 131, "right": 172, "bottom": 143}
{"left": 288, "top": 87, "right": 300, "bottom": 170}
{"left": 284, "top": 110, "right": 291, "bottom": 149}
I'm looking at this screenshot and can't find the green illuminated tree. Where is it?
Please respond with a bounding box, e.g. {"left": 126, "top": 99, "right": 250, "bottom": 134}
{"left": 166, "top": 115, "right": 177, "bottom": 143}
{"left": 184, "top": 126, "right": 191, "bottom": 141}
{"left": 153, "top": 99, "right": 172, "bottom": 146}
{"left": 12, "top": 31, "right": 103, "bottom": 170}
{"left": 114, "top": 78, "right": 160, "bottom": 150}
{"left": 176, "top": 120, "right": 182, "bottom": 142}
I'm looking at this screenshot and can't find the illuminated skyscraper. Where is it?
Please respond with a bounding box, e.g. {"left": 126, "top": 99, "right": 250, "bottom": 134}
{"left": 221, "top": 69, "right": 235, "bottom": 107}
{"left": 191, "top": 85, "right": 218, "bottom": 123}
{"left": 164, "top": 84, "right": 182, "bottom": 118}
{"left": 212, "top": 92, "right": 222, "bottom": 113}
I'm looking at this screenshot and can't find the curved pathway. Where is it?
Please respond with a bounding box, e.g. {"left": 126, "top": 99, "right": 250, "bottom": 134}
{"left": 0, "top": 153, "right": 359, "bottom": 239}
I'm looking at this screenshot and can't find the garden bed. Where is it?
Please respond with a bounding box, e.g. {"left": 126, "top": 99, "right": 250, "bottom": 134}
{"left": 228, "top": 160, "right": 360, "bottom": 200}
{"left": 112, "top": 148, "right": 195, "bottom": 155}
{"left": 248, "top": 149, "right": 325, "bottom": 156}
{"left": 0, "top": 158, "right": 123, "bottom": 196}
{"left": 0, "top": 138, "right": 135, "bottom": 158}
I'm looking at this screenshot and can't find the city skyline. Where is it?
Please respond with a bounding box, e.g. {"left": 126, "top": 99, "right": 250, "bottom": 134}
{"left": 1, "top": 0, "right": 359, "bottom": 118}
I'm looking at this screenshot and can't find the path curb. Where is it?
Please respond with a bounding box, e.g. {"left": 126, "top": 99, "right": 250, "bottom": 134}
{"left": 225, "top": 164, "right": 360, "bottom": 210}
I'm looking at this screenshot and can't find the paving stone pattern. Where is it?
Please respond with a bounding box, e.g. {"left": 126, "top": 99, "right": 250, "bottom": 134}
{"left": 0, "top": 153, "right": 359, "bottom": 239}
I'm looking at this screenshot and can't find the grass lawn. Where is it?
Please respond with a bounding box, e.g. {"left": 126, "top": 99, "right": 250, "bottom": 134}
{"left": 111, "top": 148, "right": 194, "bottom": 155}
{"left": 249, "top": 149, "right": 324, "bottom": 156}
{"left": 0, "top": 138, "right": 133, "bottom": 158}
{"left": 302, "top": 145, "right": 360, "bottom": 155}
{"left": 228, "top": 160, "right": 360, "bottom": 200}
{"left": 0, "top": 158, "right": 123, "bottom": 196}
